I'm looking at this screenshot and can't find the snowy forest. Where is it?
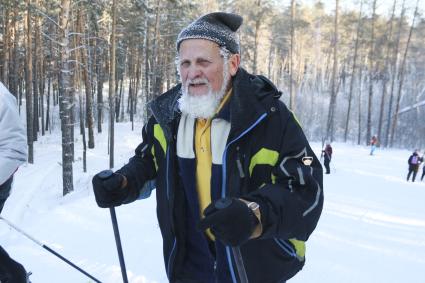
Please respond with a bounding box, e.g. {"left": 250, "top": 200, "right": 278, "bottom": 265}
{"left": 1, "top": 0, "right": 424, "bottom": 195}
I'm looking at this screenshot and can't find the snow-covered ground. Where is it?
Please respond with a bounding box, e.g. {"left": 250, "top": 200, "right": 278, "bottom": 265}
{"left": 1, "top": 122, "right": 425, "bottom": 283}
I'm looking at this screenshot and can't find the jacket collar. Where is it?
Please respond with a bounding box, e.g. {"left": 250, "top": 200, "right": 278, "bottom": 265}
{"left": 149, "top": 84, "right": 181, "bottom": 141}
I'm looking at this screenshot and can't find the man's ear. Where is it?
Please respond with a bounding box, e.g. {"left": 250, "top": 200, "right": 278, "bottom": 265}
{"left": 228, "top": 54, "right": 240, "bottom": 76}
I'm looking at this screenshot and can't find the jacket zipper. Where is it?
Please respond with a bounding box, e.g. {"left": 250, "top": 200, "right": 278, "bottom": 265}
{"left": 221, "top": 113, "right": 268, "bottom": 283}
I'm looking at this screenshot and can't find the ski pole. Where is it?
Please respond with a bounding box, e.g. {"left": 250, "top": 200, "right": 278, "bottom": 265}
{"left": 109, "top": 207, "right": 129, "bottom": 283}
{"left": 231, "top": 246, "right": 249, "bottom": 283}
{"left": 0, "top": 215, "right": 102, "bottom": 283}
{"left": 98, "top": 170, "right": 129, "bottom": 283}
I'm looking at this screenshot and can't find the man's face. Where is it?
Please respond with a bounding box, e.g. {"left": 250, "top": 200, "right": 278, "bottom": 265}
{"left": 178, "top": 39, "right": 238, "bottom": 96}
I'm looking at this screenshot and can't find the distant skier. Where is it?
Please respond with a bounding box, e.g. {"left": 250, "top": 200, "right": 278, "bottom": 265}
{"left": 322, "top": 143, "right": 333, "bottom": 174}
{"left": 406, "top": 150, "right": 421, "bottom": 182}
{"left": 370, "top": 135, "right": 378, "bottom": 155}
{"left": 0, "top": 81, "right": 28, "bottom": 283}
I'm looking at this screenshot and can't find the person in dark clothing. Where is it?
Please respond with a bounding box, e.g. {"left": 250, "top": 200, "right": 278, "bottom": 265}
{"left": 421, "top": 160, "right": 425, "bottom": 181}
{"left": 0, "top": 246, "right": 28, "bottom": 283}
{"left": 407, "top": 151, "right": 421, "bottom": 182}
{"left": 0, "top": 82, "right": 29, "bottom": 283}
{"left": 322, "top": 143, "right": 333, "bottom": 174}
{"left": 92, "top": 12, "right": 323, "bottom": 283}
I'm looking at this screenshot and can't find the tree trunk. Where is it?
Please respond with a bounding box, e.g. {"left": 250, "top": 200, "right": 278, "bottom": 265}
{"left": 35, "top": 0, "right": 44, "bottom": 137}
{"left": 33, "top": 2, "right": 41, "bottom": 142}
{"left": 377, "top": 0, "right": 397, "bottom": 146}
{"left": 78, "top": 10, "right": 95, "bottom": 148}
{"left": 46, "top": 69, "right": 51, "bottom": 132}
{"left": 252, "top": 0, "right": 262, "bottom": 75}
{"left": 390, "top": 0, "right": 418, "bottom": 147}
{"left": 344, "top": 0, "right": 363, "bottom": 142}
{"left": 97, "top": 42, "right": 104, "bottom": 133}
{"left": 385, "top": 0, "right": 405, "bottom": 147}
{"left": 2, "top": 4, "right": 9, "bottom": 85}
{"left": 9, "top": 2, "right": 19, "bottom": 96}
{"left": 357, "top": 62, "right": 364, "bottom": 145}
{"left": 143, "top": 17, "right": 150, "bottom": 123}
{"left": 109, "top": 0, "right": 117, "bottom": 169}
{"left": 59, "top": 0, "right": 74, "bottom": 195}
{"left": 25, "top": 0, "right": 34, "bottom": 164}
{"left": 326, "top": 0, "right": 339, "bottom": 142}
{"left": 79, "top": 87, "right": 87, "bottom": 173}
{"left": 289, "top": 0, "right": 295, "bottom": 110}
{"left": 151, "top": 0, "right": 162, "bottom": 96}
{"left": 76, "top": 52, "right": 87, "bottom": 173}
{"left": 366, "top": 0, "right": 377, "bottom": 145}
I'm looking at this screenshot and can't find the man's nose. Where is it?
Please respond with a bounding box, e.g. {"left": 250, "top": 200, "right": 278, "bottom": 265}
{"left": 187, "top": 66, "right": 202, "bottom": 80}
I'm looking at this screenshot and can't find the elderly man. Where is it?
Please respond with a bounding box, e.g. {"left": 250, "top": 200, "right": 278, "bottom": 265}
{"left": 0, "top": 81, "right": 28, "bottom": 282}
{"left": 93, "top": 12, "right": 323, "bottom": 283}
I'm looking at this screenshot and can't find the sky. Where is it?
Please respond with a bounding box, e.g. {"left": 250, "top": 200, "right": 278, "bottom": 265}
{"left": 1, "top": 122, "right": 425, "bottom": 283}
{"left": 279, "top": 0, "right": 424, "bottom": 18}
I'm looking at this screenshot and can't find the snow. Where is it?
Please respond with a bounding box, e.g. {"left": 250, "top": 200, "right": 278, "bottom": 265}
{"left": 1, "top": 122, "right": 425, "bottom": 283}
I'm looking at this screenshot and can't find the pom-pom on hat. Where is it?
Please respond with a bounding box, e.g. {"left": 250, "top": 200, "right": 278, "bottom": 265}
{"left": 176, "top": 12, "right": 243, "bottom": 54}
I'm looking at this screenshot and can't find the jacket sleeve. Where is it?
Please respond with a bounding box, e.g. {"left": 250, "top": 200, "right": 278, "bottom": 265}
{"left": 246, "top": 104, "right": 323, "bottom": 241}
{"left": 0, "top": 87, "right": 28, "bottom": 185}
{"left": 116, "top": 117, "right": 158, "bottom": 203}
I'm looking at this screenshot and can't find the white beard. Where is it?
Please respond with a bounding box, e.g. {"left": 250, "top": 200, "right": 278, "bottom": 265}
{"left": 178, "top": 66, "right": 230, "bottom": 119}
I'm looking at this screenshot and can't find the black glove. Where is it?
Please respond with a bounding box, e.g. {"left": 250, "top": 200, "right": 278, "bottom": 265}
{"left": 197, "top": 198, "right": 259, "bottom": 246}
{"left": 92, "top": 170, "right": 127, "bottom": 208}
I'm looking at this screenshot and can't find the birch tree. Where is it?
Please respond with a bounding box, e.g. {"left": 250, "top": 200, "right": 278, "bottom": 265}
{"left": 25, "top": 0, "right": 34, "bottom": 164}
{"left": 377, "top": 0, "right": 397, "bottom": 145}
{"left": 390, "top": 0, "right": 419, "bottom": 146}
{"left": 366, "top": 0, "right": 377, "bottom": 145}
{"left": 344, "top": 0, "right": 363, "bottom": 142}
{"left": 325, "top": 0, "right": 339, "bottom": 142}
{"left": 58, "top": 0, "right": 73, "bottom": 195}
{"left": 109, "top": 0, "right": 116, "bottom": 169}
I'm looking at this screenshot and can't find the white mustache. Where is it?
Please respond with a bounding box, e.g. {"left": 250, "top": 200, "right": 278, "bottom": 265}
{"left": 186, "top": 78, "right": 209, "bottom": 86}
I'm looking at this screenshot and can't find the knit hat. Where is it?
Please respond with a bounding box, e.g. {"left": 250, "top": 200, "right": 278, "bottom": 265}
{"left": 176, "top": 12, "right": 243, "bottom": 54}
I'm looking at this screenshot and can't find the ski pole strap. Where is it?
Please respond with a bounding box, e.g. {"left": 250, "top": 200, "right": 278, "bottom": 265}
{"left": 0, "top": 215, "right": 103, "bottom": 283}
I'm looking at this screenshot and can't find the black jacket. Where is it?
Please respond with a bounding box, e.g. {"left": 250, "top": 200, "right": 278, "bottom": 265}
{"left": 408, "top": 153, "right": 422, "bottom": 171}
{"left": 117, "top": 68, "right": 324, "bottom": 283}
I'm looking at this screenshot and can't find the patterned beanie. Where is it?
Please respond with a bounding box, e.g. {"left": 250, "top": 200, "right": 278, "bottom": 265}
{"left": 176, "top": 12, "right": 243, "bottom": 54}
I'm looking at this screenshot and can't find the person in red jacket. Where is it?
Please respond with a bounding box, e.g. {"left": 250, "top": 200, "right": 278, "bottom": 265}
{"left": 370, "top": 135, "right": 378, "bottom": 155}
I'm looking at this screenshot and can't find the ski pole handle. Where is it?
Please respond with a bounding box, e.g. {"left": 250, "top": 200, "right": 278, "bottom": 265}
{"left": 98, "top": 169, "right": 114, "bottom": 181}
